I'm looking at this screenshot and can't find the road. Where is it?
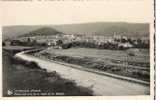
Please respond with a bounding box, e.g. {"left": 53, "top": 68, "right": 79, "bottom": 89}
{"left": 15, "top": 52, "right": 150, "bottom": 96}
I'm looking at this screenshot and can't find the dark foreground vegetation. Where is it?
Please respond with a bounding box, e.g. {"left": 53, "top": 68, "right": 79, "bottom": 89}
{"left": 3, "top": 50, "right": 93, "bottom": 96}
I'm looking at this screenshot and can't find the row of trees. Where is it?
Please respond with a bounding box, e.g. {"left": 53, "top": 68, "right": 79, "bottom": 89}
{"left": 3, "top": 39, "right": 47, "bottom": 47}
{"left": 61, "top": 41, "right": 124, "bottom": 50}
{"left": 3, "top": 37, "right": 149, "bottom": 50}
{"left": 61, "top": 39, "right": 149, "bottom": 50}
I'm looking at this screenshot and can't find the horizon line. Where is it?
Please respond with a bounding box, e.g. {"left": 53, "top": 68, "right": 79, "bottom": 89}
{"left": 2, "top": 21, "right": 150, "bottom": 27}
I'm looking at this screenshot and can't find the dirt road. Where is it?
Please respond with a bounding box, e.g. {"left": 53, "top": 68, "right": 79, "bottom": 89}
{"left": 15, "top": 52, "right": 150, "bottom": 96}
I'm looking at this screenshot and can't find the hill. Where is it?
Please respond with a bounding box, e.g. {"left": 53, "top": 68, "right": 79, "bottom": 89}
{"left": 18, "top": 27, "right": 63, "bottom": 37}
{"left": 2, "top": 25, "right": 42, "bottom": 40}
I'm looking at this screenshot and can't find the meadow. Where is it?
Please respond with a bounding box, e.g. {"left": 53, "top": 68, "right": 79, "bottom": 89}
{"left": 35, "top": 47, "right": 150, "bottom": 82}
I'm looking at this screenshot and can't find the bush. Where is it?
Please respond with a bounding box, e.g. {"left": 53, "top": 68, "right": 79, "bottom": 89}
{"left": 28, "top": 61, "right": 41, "bottom": 69}
{"left": 12, "top": 57, "right": 41, "bottom": 69}
{"left": 132, "top": 70, "right": 150, "bottom": 78}
{"left": 110, "top": 67, "right": 121, "bottom": 72}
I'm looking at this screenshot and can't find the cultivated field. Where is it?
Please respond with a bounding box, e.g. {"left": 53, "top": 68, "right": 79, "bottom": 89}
{"left": 44, "top": 48, "right": 149, "bottom": 63}
{"left": 34, "top": 47, "right": 150, "bottom": 82}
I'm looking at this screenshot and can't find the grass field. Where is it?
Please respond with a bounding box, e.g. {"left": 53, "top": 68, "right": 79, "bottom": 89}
{"left": 43, "top": 47, "right": 149, "bottom": 64}
{"left": 34, "top": 47, "right": 150, "bottom": 81}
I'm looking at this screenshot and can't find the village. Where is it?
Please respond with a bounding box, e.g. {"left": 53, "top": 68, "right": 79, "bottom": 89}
{"left": 3, "top": 32, "right": 149, "bottom": 50}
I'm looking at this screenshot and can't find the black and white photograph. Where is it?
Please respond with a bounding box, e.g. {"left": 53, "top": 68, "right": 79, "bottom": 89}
{"left": 1, "top": 0, "right": 155, "bottom": 98}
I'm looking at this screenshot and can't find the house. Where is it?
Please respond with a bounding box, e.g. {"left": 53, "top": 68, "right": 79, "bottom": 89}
{"left": 118, "top": 42, "right": 133, "bottom": 48}
{"left": 3, "top": 39, "right": 11, "bottom": 46}
{"left": 11, "top": 40, "right": 22, "bottom": 46}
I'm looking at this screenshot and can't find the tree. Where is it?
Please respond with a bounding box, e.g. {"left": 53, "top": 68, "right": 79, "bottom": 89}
{"left": 2, "top": 42, "right": 5, "bottom": 46}
{"left": 56, "top": 40, "right": 63, "bottom": 46}
{"left": 27, "top": 37, "right": 31, "bottom": 42}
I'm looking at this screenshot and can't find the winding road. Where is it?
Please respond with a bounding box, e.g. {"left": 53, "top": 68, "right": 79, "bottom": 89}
{"left": 15, "top": 52, "right": 150, "bottom": 96}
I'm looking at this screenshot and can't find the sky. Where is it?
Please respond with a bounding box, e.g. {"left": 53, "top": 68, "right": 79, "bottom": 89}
{"left": 1, "top": 0, "right": 153, "bottom": 26}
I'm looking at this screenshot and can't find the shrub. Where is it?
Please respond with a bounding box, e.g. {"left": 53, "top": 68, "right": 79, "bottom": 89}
{"left": 132, "top": 70, "right": 150, "bottom": 78}
{"left": 28, "top": 61, "right": 41, "bottom": 69}
{"left": 110, "top": 67, "right": 121, "bottom": 72}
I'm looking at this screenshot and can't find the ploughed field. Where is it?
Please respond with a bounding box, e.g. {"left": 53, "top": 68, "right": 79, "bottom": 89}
{"left": 33, "top": 48, "right": 150, "bottom": 82}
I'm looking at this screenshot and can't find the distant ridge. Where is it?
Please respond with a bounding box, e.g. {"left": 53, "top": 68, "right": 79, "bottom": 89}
{"left": 52, "top": 22, "right": 149, "bottom": 37}
{"left": 2, "top": 22, "right": 149, "bottom": 40}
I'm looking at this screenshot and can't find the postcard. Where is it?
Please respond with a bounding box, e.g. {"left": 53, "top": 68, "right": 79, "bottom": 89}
{"left": 0, "top": 0, "right": 155, "bottom": 100}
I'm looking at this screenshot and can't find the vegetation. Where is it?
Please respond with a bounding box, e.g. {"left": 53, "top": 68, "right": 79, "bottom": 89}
{"left": 33, "top": 48, "right": 150, "bottom": 82}
{"left": 61, "top": 38, "right": 149, "bottom": 50}
{"left": 8, "top": 39, "right": 48, "bottom": 47}
{"left": 18, "top": 27, "right": 63, "bottom": 37}
{"left": 43, "top": 48, "right": 149, "bottom": 63}
{"left": 3, "top": 50, "right": 93, "bottom": 96}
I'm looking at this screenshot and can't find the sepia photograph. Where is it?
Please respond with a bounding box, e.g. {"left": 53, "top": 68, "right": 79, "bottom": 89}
{"left": 1, "top": 0, "right": 154, "bottom": 98}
